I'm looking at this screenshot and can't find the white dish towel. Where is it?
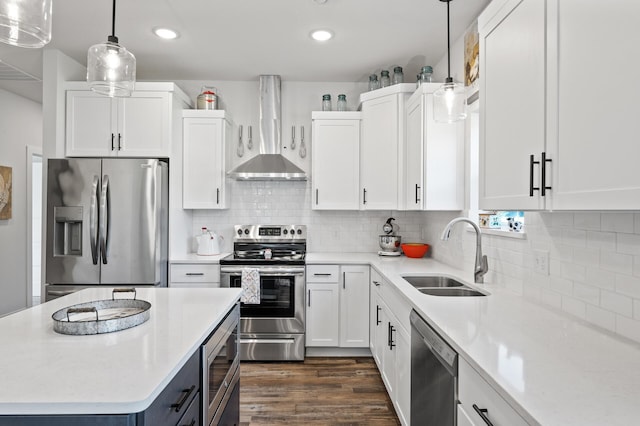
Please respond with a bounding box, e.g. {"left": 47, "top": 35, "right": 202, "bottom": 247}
{"left": 241, "top": 268, "right": 260, "bottom": 304}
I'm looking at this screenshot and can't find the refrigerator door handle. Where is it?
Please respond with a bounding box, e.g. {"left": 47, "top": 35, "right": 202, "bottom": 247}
{"left": 100, "top": 175, "right": 111, "bottom": 264}
{"left": 90, "top": 175, "right": 99, "bottom": 265}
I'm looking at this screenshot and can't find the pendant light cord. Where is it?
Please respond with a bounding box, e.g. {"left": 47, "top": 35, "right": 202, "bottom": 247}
{"left": 111, "top": 0, "right": 116, "bottom": 38}
{"left": 446, "top": 0, "right": 451, "bottom": 80}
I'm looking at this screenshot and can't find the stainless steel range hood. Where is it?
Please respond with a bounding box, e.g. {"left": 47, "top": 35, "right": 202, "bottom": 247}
{"left": 227, "top": 75, "right": 307, "bottom": 181}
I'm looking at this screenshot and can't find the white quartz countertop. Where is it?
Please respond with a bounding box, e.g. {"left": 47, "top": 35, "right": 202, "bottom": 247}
{"left": 306, "top": 252, "right": 640, "bottom": 426}
{"left": 0, "top": 287, "right": 241, "bottom": 415}
{"left": 170, "top": 252, "right": 230, "bottom": 263}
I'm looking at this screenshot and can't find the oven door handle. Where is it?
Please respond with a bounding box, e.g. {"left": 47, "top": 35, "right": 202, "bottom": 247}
{"left": 220, "top": 266, "right": 305, "bottom": 276}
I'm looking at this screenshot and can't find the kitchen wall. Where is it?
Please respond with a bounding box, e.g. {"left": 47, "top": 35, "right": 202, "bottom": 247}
{"left": 0, "top": 88, "right": 42, "bottom": 316}
{"left": 427, "top": 23, "right": 640, "bottom": 344}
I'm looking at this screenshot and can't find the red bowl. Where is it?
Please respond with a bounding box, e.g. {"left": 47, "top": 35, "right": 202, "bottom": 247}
{"left": 401, "top": 243, "right": 430, "bottom": 258}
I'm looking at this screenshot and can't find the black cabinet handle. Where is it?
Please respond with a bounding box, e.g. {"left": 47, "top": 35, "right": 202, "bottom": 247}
{"left": 316, "top": 188, "right": 319, "bottom": 205}
{"left": 117, "top": 133, "right": 122, "bottom": 150}
{"left": 171, "top": 385, "right": 195, "bottom": 412}
{"left": 313, "top": 273, "right": 331, "bottom": 276}
{"left": 389, "top": 324, "right": 396, "bottom": 349}
{"left": 473, "top": 404, "right": 494, "bottom": 426}
{"left": 376, "top": 305, "right": 381, "bottom": 325}
{"left": 415, "top": 183, "right": 421, "bottom": 204}
{"left": 185, "top": 272, "right": 204, "bottom": 276}
{"left": 308, "top": 289, "right": 311, "bottom": 307}
{"left": 541, "top": 151, "right": 552, "bottom": 196}
{"left": 373, "top": 280, "right": 380, "bottom": 286}
{"left": 529, "top": 154, "right": 540, "bottom": 196}
{"left": 111, "top": 133, "right": 115, "bottom": 151}
{"left": 216, "top": 188, "right": 220, "bottom": 204}
{"left": 363, "top": 188, "right": 367, "bottom": 204}
{"left": 343, "top": 272, "right": 346, "bottom": 289}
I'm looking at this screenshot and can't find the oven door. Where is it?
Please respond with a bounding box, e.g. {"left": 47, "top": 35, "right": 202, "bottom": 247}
{"left": 220, "top": 266, "right": 305, "bottom": 334}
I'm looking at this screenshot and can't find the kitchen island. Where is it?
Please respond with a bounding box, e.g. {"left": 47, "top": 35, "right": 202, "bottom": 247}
{"left": 307, "top": 253, "right": 640, "bottom": 426}
{"left": 0, "top": 287, "right": 241, "bottom": 424}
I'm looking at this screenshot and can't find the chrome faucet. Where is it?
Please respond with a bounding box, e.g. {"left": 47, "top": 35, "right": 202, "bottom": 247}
{"left": 441, "top": 217, "right": 489, "bottom": 283}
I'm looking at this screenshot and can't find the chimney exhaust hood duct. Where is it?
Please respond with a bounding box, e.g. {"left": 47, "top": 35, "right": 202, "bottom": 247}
{"left": 227, "top": 75, "right": 307, "bottom": 181}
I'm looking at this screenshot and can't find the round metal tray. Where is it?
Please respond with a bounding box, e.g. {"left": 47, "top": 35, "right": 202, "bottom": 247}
{"left": 52, "top": 288, "right": 151, "bottom": 335}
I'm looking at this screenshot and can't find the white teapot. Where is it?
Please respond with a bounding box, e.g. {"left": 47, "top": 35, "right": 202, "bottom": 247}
{"left": 196, "top": 228, "right": 224, "bottom": 256}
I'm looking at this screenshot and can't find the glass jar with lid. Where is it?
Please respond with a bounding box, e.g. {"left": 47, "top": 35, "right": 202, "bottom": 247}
{"left": 368, "top": 74, "right": 380, "bottom": 91}
{"left": 420, "top": 66, "right": 433, "bottom": 84}
{"left": 337, "top": 94, "right": 347, "bottom": 111}
{"left": 392, "top": 66, "right": 404, "bottom": 85}
{"left": 380, "top": 70, "right": 391, "bottom": 88}
{"left": 322, "top": 94, "right": 332, "bottom": 111}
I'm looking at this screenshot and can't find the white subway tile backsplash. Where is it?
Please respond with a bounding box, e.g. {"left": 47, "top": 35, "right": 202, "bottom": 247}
{"left": 586, "top": 231, "right": 616, "bottom": 251}
{"left": 573, "top": 282, "right": 600, "bottom": 305}
{"left": 602, "top": 212, "right": 635, "bottom": 234}
{"left": 550, "top": 277, "right": 573, "bottom": 296}
{"left": 601, "top": 290, "right": 633, "bottom": 317}
{"left": 617, "top": 233, "right": 640, "bottom": 256}
{"left": 584, "top": 266, "right": 615, "bottom": 291}
{"left": 634, "top": 300, "right": 640, "bottom": 320}
{"left": 600, "top": 251, "right": 633, "bottom": 275}
{"left": 571, "top": 246, "right": 600, "bottom": 267}
{"left": 614, "top": 274, "right": 640, "bottom": 299}
{"left": 573, "top": 212, "right": 601, "bottom": 231}
{"left": 562, "top": 229, "right": 587, "bottom": 247}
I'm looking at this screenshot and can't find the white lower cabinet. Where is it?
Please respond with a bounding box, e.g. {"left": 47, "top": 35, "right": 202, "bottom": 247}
{"left": 306, "top": 282, "right": 340, "bottom": 347}
{"left": 369, "top": 271, "right": 410, "bottom": 425}
{"left": 169, "top": 263, "right": 220, "bottom": 288}
{"left": 458, "top": 358, "right": 528, "bottom": 426}
{"left": 306, "top": 265, "right": 369, "bottom": 348}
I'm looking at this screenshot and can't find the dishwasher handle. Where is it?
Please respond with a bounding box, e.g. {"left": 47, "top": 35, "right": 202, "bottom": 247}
{"left": 410, "top": 310, "right": 457, "bottom": 376}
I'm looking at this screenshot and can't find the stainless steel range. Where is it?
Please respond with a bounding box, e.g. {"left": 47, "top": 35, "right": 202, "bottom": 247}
{"left": 220, "top": 225, "right": 306, "bottom": 361}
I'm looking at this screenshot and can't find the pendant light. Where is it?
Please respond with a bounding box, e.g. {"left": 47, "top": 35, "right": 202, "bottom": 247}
{"left": 0, "top": 0, "right": 52, "bottom": 48}
{"left": 433, "top": 0, "right": 467, "bottom": 123}
{"left": 87, "top": 0, "right": 136, "bottom": 97}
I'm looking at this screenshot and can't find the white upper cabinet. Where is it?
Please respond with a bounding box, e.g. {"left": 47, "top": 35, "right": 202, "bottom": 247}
{"left": 359, "top": 84, "right": 415, "bottom": 210}
{"left": 404, "top": 83, "right": 464, "bottom": 211}
{"left": 479, "top": 0, "right": 640, "bottom": 210}
{"left": 182, "top": 110, "right": 230, "bottom": 209}
{"left": 65, "top": 83, "right": 182, "bottom": 158}
{"left": 311, "top": 112, "right": 361, "bottom": 210}
{"left": 479, "top": 0, "right": 546, "bottom": 210}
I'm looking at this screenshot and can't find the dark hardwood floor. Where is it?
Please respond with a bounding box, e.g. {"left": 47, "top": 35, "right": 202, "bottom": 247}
{"left": 239, "top": 357, "right": 401, "bottom": 425}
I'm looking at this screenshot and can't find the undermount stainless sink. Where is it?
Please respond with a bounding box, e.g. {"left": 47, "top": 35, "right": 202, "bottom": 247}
{"left": 402, "top": 275, "right": 488, "bottom": 297}
{"left": 417, "top": 288, "right": 486, "bottom": 297}
{"left": 402, "top": 276, "right": 465, "bottom": 288}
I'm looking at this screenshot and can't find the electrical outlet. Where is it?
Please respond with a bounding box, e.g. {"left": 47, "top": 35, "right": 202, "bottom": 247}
{"left": 533, "top": 250, "right": 549, "bottom": 275}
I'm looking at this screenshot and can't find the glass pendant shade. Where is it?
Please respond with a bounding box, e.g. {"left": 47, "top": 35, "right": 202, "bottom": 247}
{"left": 0, "top": 0, "right": 52, "bottom": 48}
{"left": 87, "top": 37, "right": 136, "bottom": 97}
{"left": 433, "top": 79, "right": 467, "bottom": 123}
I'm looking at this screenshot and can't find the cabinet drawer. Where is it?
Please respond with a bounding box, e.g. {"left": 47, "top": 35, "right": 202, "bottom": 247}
{"left": 170, "top": 264, "right": 220, "bottom": 283}
{"left": 176, "top": 390, "right": 200, "bottom": 426}
{"left": 143, "top": 349, "right": 200, "bottom": 426}
{"left": 306, "top": 265, "right": 339, "bottom": 283}
{"left": 458, "top": 358, "right": 529, "bottom": 426}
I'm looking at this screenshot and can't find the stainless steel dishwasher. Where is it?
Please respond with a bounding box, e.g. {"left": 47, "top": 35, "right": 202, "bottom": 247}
{"left": 410, "top": 309, "right": 458, "bottom": 425}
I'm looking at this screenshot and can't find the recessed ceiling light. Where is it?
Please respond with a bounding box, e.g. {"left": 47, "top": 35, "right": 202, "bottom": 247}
{"left": 310, "top": 29, "right": 333, "bottom": 42}
{"left": 153, "top": 27, "right": 179, "bottom": 40}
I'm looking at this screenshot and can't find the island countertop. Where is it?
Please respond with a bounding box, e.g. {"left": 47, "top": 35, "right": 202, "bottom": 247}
{"left": 0, "top": 287, "right": 241, "bottom": 415}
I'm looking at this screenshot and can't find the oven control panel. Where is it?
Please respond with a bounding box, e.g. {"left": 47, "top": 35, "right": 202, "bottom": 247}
{"left": 234, "top": 225, "right": 307, "bottom": 241}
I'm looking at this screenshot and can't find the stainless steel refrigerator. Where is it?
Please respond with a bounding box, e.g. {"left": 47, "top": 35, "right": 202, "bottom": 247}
{"left": 45, "top": 158, "right": 168, "bottom": 301}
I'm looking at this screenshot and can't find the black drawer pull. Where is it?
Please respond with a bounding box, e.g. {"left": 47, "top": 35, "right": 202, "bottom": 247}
{"left": 473, "top": 404, "right": 494, "bottom": 426}
{"left": 376, "top": 305, "right": 381, "bottom": 325}
{"left": 171, "top": 385, "right": 195, "bottom": 412}
{"left": 313, "top": 273, "right": 331, "bottom": 276}
{"left": 185, "top": 272, "right": 204, "bottom": 276}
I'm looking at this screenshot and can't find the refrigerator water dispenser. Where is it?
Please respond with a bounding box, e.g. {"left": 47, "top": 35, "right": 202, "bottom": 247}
{"left": 53, "top": 206, "right": 83, "bottom": 256}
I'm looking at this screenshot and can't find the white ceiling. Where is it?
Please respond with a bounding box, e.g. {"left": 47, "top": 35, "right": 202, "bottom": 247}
{"left": 0, "top": 0, "right": 490, "bottom": 102}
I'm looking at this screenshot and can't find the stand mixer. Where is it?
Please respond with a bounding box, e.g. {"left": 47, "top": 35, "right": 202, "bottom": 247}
{"left": 378, "top": 218, "right": 401, "bottom": 256}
